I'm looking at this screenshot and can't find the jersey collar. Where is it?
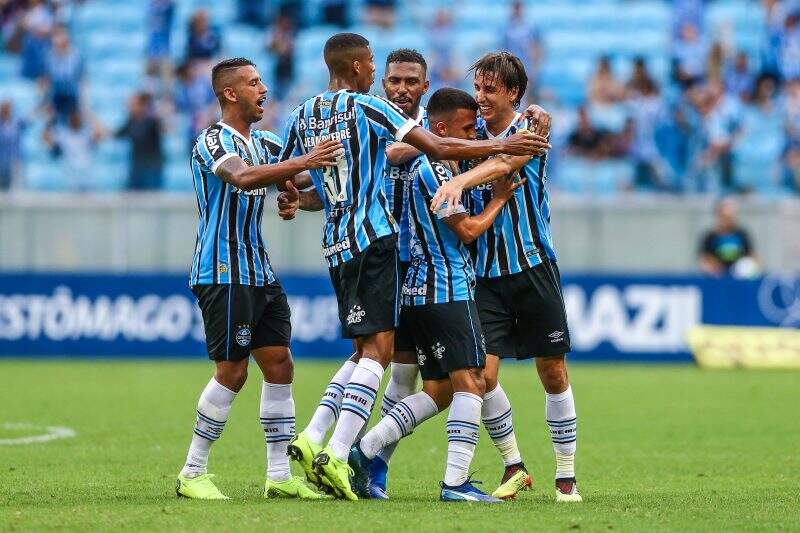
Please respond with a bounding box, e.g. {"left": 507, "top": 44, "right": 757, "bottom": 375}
{"left": 217, "top": 120, "right": 252, "bottom": 143}
{"left": 414, "top": 106, "right": 426, "bottom": 124}
{"left": 484, "top": 112, "right": 522, "bottom": 139}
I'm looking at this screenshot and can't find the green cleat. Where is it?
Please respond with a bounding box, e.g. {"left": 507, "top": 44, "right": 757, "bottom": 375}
{"left": 175, "top": 473, "right": 230, "bottom": 500}
{"left": 287, "top": 431, "right": 335, "bottom": 493}
{"left": 312, "top": 446, "right": 358, "bottom": 501}
{"left": 264, "top": 476, "right": 333, "bottom": 500}
{"left": 491, "top": 463, "right": 533, "bottom": 500}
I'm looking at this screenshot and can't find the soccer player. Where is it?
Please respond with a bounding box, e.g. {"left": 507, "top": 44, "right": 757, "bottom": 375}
{"left": 278, "top": 33, "right": 549, "bottom": 500}
{"left": 349, "top": 88, "right": 523, "bottom": 502}
{"left": 366, "top": 48, "right": 430, "bottom": 499}
{"left": 175, "top": 57, "right": 342, "bottom": 500}
{"left": 431, "top": 52, "right": 582, "bottom": 503}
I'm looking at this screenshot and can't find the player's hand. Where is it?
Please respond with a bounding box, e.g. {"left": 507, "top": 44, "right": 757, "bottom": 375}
{"left": 492, "top": 175, "right": 526, "bottom": 201}
{"left": 277, "top": 180, "right": 300, "bottom": 220}
{"left": 430, "top": 178, "right": 465, "bottom": 217}
{"left": 522, "top": 104, "right": 552, "bottom": 138}
{"left": 499, "top": 131, "right": 550, "bottom": 156}
{"left": 305, "top": 140, "right": 344, "bottom": 169}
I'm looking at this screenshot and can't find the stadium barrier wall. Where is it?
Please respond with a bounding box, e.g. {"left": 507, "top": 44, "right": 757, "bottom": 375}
{"left": 0, "top": 273, "right": 796, "bottom": 361}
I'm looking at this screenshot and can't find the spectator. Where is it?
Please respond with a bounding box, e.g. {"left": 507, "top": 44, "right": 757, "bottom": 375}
{"left": 174, "top": 61, "right": 216, "bottom": 150}
{"left": 689, "top": 83, "right": 742, "bottom": 193}
{"left": 19, "top": 0, "right": 53, "bottom": 79}
{"left": 428, "top": 10, "right": 459, "bottom": 91}
{"left": 628, "top": 81, "right": 671, "bottom": 190}
{"left": 267, "top": 14, "right": 296, "bottom": 102}
{"left": 673, "top": 22, "right": 709, "bottom": 86}
{"left": 145, "top": 0, "right": 175, "bottom": 89}
{"left": 783, "top": 78, "right": 800, "bottom": 191}
{"left": 236, "top": 0, "right": 267, "bottom": 27}
{"left": 588, "top": 56, "right": 625, "bottom": 105}
{"left": 321, "top": 0, "right": 348, "bottom": 27}
{"left": 778, "top": 10, "right": 800, "bottom": 80}
{"left": 501, "top": 1, "right": 543, "bottom": 102}
{"left": 186, "top": 9, "right": 221, "bottom": 61}
{"left": 626, "top": 56, "right": 657, "bottom": 98}
{"left": 568, "top": 106, "right": 610, "bottom": 159}
{"left": 116, "top": 93, "right": 164, "bottom": 190}
{"left": 365, "top": 0, "right": 396, "bottom": 29}
{"left": 0, "top": 101, "right": 25, "bottom": 191}
{"left": 43, "top": 111, "right": 102, "bottom": 191}
{"left": 698, "top": 198, "right": 759, "bottom": 277}
{"left": 42, "top": 26, "right": 83, "bottom": 122}
{"left": 724, "top": 52, "right": 755, "bottom": 101}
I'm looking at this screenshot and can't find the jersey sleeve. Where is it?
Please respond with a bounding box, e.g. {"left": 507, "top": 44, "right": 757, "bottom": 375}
{"left": 196, "top": 124, "right": 238, "bottom": 173}
{"left": 278, "top": 107, "right": 306, "bottom": 162}
{"left": 420, "top": 160, "right": 467, "bottom": 219}
{"left": 359, "top": 94, "right": 417, "bottom": 142}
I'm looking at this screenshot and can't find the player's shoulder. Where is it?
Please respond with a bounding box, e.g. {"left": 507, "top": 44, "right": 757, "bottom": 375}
{"left": 252, "top": 129, "right": 282, "bottom": 147}
{"left": 355, "top": 92, "right": 403, "bottom": 113}
{"left": 412, "top": 154, "right": 451, "bottom": 185}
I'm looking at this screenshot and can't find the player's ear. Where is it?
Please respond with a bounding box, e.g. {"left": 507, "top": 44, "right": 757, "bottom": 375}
{"left": 434, "top": 121, "right": 447, "bottom": 137}
{"left": 422, "top": 78, "right": 430, "bottom": 94}
{"left": 223, "top": 86, "right": 237, "bottom": 103}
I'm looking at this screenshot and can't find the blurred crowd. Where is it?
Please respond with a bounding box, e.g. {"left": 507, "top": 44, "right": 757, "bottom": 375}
{"left": 1, "top": 0, "right": 800, "bottom": 196}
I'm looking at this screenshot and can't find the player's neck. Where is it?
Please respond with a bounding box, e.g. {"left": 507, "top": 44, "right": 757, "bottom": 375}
{"left": 220, "top": 111, "right": 252, "bottom": 140}
{"left": 408, "top": 105, "right": 421, "bottom": 121}
{"left": 328, "top": 75, "right": 360, "bottom": 93}
{"left": 485, "top": 107, "right": 517, "bottom": 137}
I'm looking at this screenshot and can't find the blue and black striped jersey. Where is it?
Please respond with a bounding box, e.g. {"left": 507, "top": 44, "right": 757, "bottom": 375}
{"left": 404, "top": 155, "right": 475, "bottom": 306}
{"left": 190, "top": 121, "right": 281, "bottom": 287}
{"left": 279, "top": 90, "right": 417, "bottom": 268}
{"left": 384, "top": 107, "right": 428, "bottom": 263}
{"left": 464, "top": 113, "right": 556, "bottom": 278}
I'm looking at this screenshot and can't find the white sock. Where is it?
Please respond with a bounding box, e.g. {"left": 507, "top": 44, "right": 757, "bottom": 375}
{"left": 328, "top": 357, "right": 384, "bottom": 461}
{"left": 444, "top": 392, "right": 482, "bottom": 487}
{"left": 376, "top": 363, "right": 419, "bottom": 463}
{"left": 360, "top": 391, "right": 438, "bottom": 459}
{"left": 304, "top": 358, "right": 357, "bottom": 444}
{"left": 482, "top": 383, "right": 522, "bottom": 467}
{"left": 546, "top": 385, "right": 577, "bottom": 479}
{"left": 260, "top": 382, "right": 295, "bottom": 482}
{"left": 181, "top": 378, "right": 236, "bottom": 478}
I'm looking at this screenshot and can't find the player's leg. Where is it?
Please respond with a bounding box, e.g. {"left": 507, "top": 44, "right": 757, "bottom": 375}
{"left": 515, "top": 260, "right": 580, "bottom": 502}
{"left": 537, "top": 354, "right": 580, "bottom": 502}
{"left": 176, "top": 284, "right": 251, "bottom": 500}
{"left": 313, "top": 237, "right": 401, "bottom": 499}
{"left": 475, "top": 276, "right": 531, "bottom": 499}
{"left": 370, "top": 307, "right": 419, "bottom": 498}
{"left": 440, "top": 366, "right": 501, "bottom": 503}
{"left": 289, "top": 350, "right": 358, "bottom": 490}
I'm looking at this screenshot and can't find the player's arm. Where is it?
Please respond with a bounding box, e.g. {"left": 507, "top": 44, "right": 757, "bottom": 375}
{"left": 521, "top": 104, "right": 552, "bottom": 138}
{"left": 402, "top": 125, "right": 549, "bottom": 162}
{"left": 215, "top": 140, "right": 342, "bottom": 191}
{"left": 430, "top": 153, "right": 531, "bottom": 215}
{"left": 386, "top": 142, "right": 421, "bottom": 166}
{"left": 444, "top": 176, "right": 525, "bottom": 244}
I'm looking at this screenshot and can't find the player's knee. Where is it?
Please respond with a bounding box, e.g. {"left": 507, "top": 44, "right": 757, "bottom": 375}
{"left": 216, "top": 366, "right": 247, "bottom": 392}
{"left": 538, "top": 358, "right": 568, "bottom": 393}
{"left": 483, "top": 372, "right": 498, "bottom": 394}
{"left": 469, "top": 368, "right": 487, "bottom": 397}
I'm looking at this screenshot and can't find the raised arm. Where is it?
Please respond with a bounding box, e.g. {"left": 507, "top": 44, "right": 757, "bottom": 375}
{"left": 215, "top": 140, "right": 342, "bottom": 191}
{"left": 386, "top": 142, "right": 422, "bottom": 166}
{"left": 401, "top": 125, "right": 549, "bottom": 162}
{"left": 444, "top": 176, "right": 525, "bottom": 244}
{"left": 430, "top": 153, "right": 531, "bottom": 215}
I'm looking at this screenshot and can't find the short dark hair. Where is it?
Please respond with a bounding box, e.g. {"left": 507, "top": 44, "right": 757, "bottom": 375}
{"left": 469, "top": 51, "right": 528, "bottom": 108}
{"left": 385, "top": 48, "right": 427, "bottom": 73}
{"left": 324, "top": 32, "right": 370, "bottom": 73}
{"left": 426, "top": 88, "right": 478, "bottom": 120}
{"left": 211, "top": 57, "right": 255, "bottom": 96}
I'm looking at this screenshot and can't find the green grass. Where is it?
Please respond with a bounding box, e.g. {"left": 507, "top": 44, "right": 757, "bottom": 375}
{"left": 1, "top": 360, "right": 798, "bottom": 531}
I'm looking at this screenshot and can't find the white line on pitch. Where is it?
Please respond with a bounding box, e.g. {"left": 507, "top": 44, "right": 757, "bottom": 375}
{"left": 0, "top": 423, "right": 77, "bottom": 445}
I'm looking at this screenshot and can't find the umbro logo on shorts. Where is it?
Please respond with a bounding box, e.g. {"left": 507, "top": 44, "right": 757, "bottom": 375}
{"left": 347, "top": 305, "right": 366, "bottom": 325}
{"left": 416, "top": 347, "right": 426, "bottom": 366}
{"left": 548, "top": 330, "right": 565, "bottom": 343}
{"left": 432, "top": 342, "right": 446, "bottom": 359}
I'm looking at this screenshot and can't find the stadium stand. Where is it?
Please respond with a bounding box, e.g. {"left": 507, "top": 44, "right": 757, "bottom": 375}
{"left": 0, "top": 0, "right": 796, "bottom": 196}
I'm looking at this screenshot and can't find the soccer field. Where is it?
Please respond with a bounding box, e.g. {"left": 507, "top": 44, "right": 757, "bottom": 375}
{"left": 1, "top": 360, "right": 798, "bottom": 531}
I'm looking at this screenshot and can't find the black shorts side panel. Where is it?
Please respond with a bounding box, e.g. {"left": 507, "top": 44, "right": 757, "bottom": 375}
{"left": 192, "top": 283, "right": 291, "bottom": 362}
{"left": 405, "top": 300, "right": 485, "bottom": 382}
{"left": 394, "top": 261, "right": 416, "bottom": 353}
{"left": 329, "top": 235, "right": 400, "bottom": 339}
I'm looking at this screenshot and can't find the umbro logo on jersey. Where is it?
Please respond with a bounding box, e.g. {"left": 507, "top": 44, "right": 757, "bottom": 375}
{"left": 217, "top": 263, "right": 228, "bottom": 274}
{"left": 548, "top": 330, "right": 565, "bottom": 343}
{"left": 347, "top": 305, "right": 366, "bottom": 325}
